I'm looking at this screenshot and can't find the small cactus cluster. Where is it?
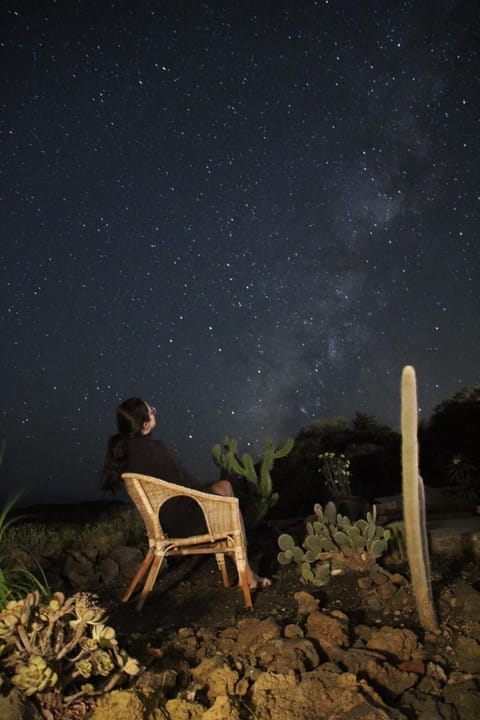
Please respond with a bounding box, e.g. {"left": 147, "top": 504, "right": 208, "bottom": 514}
{"left": 212, "top": 435, "right": 294, "bottom": 527}
{"left": 0, "top": 590, "right": 140, "bottom": 704}
{"left": 277, "top": 501, "right": 391, "bottom": 586}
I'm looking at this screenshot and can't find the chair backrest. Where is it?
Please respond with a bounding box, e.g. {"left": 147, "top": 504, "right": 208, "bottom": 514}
{"left": 121, "top": 472, "right": 243, "bottom": 544}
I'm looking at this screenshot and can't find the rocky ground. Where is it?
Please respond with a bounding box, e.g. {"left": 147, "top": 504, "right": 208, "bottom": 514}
{"left": 99, "top": 552, "right": 480, "bottom": 720}
{"left": 2, "top": 510, "right": 480, "bottom": 719}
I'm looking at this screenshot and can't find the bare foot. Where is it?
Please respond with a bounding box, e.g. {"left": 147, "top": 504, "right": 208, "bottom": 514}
{"left": 248, "top": 574, "right": 272, "bottom": 590}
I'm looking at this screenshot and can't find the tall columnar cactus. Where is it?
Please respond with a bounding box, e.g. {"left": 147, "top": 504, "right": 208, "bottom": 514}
{"left": 401, "top": 365, "right": 438, "bottom": 632}
{"left": 212, "top": 436, "right": 294, "bottom": 527}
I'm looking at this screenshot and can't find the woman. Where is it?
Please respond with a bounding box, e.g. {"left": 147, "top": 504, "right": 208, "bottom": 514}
{"left": 102, "top": 397, "right": 270, "bottom": 589}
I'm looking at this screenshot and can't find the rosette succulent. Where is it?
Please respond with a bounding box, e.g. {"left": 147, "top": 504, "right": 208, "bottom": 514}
{"left": 0, "top": 590, "right": 140, "bottom": 708}
{"left": 12, "top": 655, "right": 58, "bottom": 696}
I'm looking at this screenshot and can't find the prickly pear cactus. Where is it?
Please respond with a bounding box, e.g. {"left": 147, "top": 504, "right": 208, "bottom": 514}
{"left": 277, "top": 501, "right": 390, "bottom": 586}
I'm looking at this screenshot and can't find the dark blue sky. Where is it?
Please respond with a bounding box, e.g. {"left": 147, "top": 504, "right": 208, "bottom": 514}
{"left": 1, "top": 1, "right": 479, "bottom": 506}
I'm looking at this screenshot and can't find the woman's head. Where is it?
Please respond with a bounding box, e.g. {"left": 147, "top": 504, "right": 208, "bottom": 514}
{"left": 116, "top": 397, "right": 156, "bottom": 437}
{"left": 102, "top": 397, "right": 156, "bottom": 492}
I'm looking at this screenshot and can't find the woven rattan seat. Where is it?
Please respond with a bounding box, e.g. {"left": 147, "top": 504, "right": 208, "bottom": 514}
{"left": 121, "top": 472, "right": 252, "bottom": 610}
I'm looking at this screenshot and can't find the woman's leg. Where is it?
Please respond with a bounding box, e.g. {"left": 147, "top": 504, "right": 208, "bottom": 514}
{"left": 209, "top": 479, "right": 271, "bottom": 589}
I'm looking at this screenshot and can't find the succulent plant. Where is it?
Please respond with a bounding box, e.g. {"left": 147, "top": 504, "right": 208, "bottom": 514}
{"left": 12, "top": 655, "right": 58, "bottom": 696}
{"left": 0, "top": 590, "right": 140, "bottom": 708}
{"left": 277, "top": 501, "right": 390, "bottom": 586}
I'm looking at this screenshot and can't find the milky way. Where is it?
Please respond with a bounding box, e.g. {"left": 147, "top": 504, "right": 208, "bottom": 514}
{"left": 1, "top": 1, "right": 479, "bottom": 504}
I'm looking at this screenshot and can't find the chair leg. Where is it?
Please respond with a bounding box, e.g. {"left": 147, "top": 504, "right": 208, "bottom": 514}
{"left": 237, "top": 567, "right": 253, "bottom": 609}
{"left": 135, "top": 552, "right": 165, "bottom": 612}
{"left": 215, "top": 553, "right": 230, "bottom": 587}
{"left": 121, "top": 548, "right": 155, "bottom": 603}
{"left": 234, "top": 550, "right": 252, "bottom": 609}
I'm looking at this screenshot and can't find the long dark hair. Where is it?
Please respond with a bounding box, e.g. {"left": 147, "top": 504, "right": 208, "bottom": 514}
{"left": 101, "top": 397, "right": 150, "bottom": 492}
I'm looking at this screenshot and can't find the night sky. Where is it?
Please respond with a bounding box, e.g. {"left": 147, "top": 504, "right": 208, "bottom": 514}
{"left": 2, "top": 1, "right": 479, "bottom": 506}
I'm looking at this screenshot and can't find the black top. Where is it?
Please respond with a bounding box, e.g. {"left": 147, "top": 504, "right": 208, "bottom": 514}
{"left": 127, "top": 435, "right": 209, "bottom": 490}
{"left": 125, "top": 434, "right": 211, "bottom": 537}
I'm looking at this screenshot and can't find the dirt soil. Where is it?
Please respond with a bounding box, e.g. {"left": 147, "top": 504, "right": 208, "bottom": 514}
{"left": 107, "top": 553, "right": 372, "bottom": 637}
{"left": 103, "top": 517, "right": 478, "bottom": 637}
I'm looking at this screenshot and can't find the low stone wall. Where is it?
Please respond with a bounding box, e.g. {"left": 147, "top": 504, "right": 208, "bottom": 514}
{"left": 428, "top": 517, "right": 480, "bottom": 560}
{"left": 6, "top": 526, "right": 146, "bottom": 595}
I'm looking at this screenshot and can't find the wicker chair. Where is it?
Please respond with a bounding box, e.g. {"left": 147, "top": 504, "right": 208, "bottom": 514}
{"left": 121, "top": 472, "right": 253, "bottom": 610}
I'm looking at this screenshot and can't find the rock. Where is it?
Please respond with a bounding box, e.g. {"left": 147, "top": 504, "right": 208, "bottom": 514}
{"left": 202, "top": 694, "right": 241, "bottom": 720}
{"left": 89, "top": 689, "right": 147, "bottom": 720}
{"left": 340, "top": 647, "right": 385, "bottom": 671}
{"left": 397, "top": 660, "right": 425, "bottom": 674}
{"left": 97, "top": 556, "right": 119, "bottom": 585}
{"left": 340, "top": 649, "right": 419, "bottom": 698}
{"left": 305, "top": 609, "right": 349, "bottom": 657}
{"left": 400, "top": 689, "right": 458, "bottom": 719}
{"left": 0, "top": 689, "right": 42, "bottom": 720}
{"left": 62, "top": 550, "right": 97, "bottom": 588}
{"left": 294, "top": 591, "right": 319, "bottom": 615}
{"left": 442, "top": 680, "right": 480, "bottom": 720}
{"left": 454, "top": 636, "right": 480, "bottom": 673}
{"left": 335, "top": 701, "right": 407, "bottom": 719}
{"left": 366, "top": 626, "right": 423, "bottom": 661}
{"left": 82, "top": 544, "right": 99, "bottom": 562}
{"left": 387, "top": 585, "right": 414, "bottom": 612}
{"left": 426, "top": 661, "right": 448, "bottom": 685}
{"left": 363, "top": 592, "right": 383, "bottom": 612}
{"left": 357, "top": 576, "right": 373, "bottom": 591}
{"left": 362, "top": 658, "right": 418, "bottom": 698}
{"left": 378, "top": 581, "right": 397, "bottom": 601}
{"left": 134, "top": 669, "right": 174, "bottom": 706}
{"left": 449, "top": 581, "right": 480, "bottom": 621}
{"left": 111, "top": 545, "right": 145, "bottom": 583}
{"left": 59, "top": 541, "right": 145, "bottom": 591}
{"left": 256, "top": 637, "right": 320, "bottom": 673}
{"left": 250, "top": 666, "right": 408, "bottom": 719}
{"left": 284, "top": 623, "right": 304, "bottom": 638}
{"left": 353, "top": 624, "right": 375, "bottom": 644}
{"left": 164, "top": 697, "right": 204, "bottom": 719}
{"left": 234, "top": 617, "right": 280, "bottom": 654}
{"left": 190, "top": 656, "right": 238, "bottom": 701}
